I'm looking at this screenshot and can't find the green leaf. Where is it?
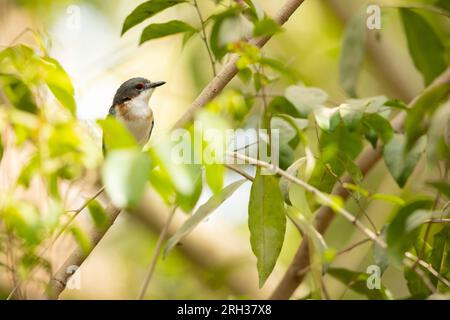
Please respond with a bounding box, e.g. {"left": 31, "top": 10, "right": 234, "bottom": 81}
{"left": 210, "top": 9, "right": 252, "bottom": 61}
{"left": 386, "top": 199, "right": 434, "bottom": 266}
{"left": 253, "top": 17, "right": 282, "bottom": 37}
{"left": 405, "top": 83, "right": 450, "bottom": 150}
{"left": 309, "top": 126, "right": 363, "bottom": 192}
{"left": 268, "top": 96, "right": 301, "bottom": 118}
{"left": 248, "top": 173, "right": 286, "bottom": 287}
{"left": 0, "top": 75, "right": 37, "bottom": 113}
{"left": 370, "top": 193, "right": 405, "bottom": 206}
{"left": 383, "top": 134, "right": 426, "bottom": 188}
{"left": 285, "top": 85, "right": 328, "bottom": 117}
{"left": 164, "top": 179, "right": 246, "bottom": 256}
{"left": 362, "top": 113, "right": 394, "bottom": 144}
{"left": 140, "top": 20, "right": 197, "bottom": 45}
{"left": 121, "top": 0, "right": 187, "bottom": 35}
{"left": 339, "top": 11, "right": 366, "bottom": 97}
{"left": 39, "top": 56, "right": 76, "bottom": 115}
{"left": 102, "top": 149, "right": 151, "bottom": 209}
{"left": 327, "top": 268, "right": 392, "bottom": 300}
{"left": 98, "top": 117, "right": 139, "bottom": 152}
{"left": 427, "top": 181, "right": 450, "bottom": 200}
{"left": 3, "top": 201, "right": 43, "bottom": 245}
{"left": 314, "top": 106, "right": 340, "bottom": 132}
{"left": 430, "top": 225, "right": 450, "bottom": 292}
{"left": 400, "top": 9, "right": 446, "bottom": 85}
{"left": 87, "top": 200, "right": 108, "bottom": 230}
{"left": 70, "top": 225, "right": 92, "bottom": 255}
{"left": 148, "top": 135, "right": 195, "bottom": 197}
{"left": 176, "top": 165, "right": 203, "bottom": 212}
{"left": 205, "top": 163, "right": 224, "bottom": 194}
{"left": 244, "top": 0, "right": 264, "bottom": 20}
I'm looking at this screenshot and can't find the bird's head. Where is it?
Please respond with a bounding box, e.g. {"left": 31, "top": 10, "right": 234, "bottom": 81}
{"left": 112, "top": 77, "right": 166, "bottom": 106}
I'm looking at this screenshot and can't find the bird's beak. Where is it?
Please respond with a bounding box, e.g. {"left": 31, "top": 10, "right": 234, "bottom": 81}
{"left": 148, "top": 81, "right": 166, "bottom": 89}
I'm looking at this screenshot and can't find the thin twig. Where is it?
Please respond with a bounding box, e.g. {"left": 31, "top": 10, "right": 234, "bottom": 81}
{"left": 6, "top": 186, "right": 105, "bottom": 300}
{"left": 229, "top": 152, "right": 450, "bottom": 290}
{"left": 137, "top": 206, "right": 177, "bottom": 300}
{"left": 193, "top": 0, "right": 217, "bottom": 77}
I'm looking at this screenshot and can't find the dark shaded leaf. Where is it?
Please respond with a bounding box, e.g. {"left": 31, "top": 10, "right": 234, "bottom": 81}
{"left": 339, "top": 11, "right": 366, "bottom": 97}
{"left": 327, "top": 267, "right": 392, "bottom": 299}
{"left": 386, "top": 199, "right": 433, "bottom": 266}
{"left": 431, "top": 225, "right": 450, "bottom": 292}
{"left": 383, "top": 134, "right": 426, "bottom": 187}
{"left": 400, "top": 9, "right": 446, "bottom": 85}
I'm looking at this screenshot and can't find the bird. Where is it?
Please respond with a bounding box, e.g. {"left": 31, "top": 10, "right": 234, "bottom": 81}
{"left": 106, "top": 77, "right": 166, "bottom": 148}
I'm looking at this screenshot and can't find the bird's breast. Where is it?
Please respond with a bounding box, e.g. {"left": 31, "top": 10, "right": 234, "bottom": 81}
{"left": 115, "top": 102, "right": 154, "bottom": 146}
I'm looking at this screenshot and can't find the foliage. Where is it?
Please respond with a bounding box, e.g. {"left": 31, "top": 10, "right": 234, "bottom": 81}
{"left": 1, "top": 0, "right": 450, "bottom": 300}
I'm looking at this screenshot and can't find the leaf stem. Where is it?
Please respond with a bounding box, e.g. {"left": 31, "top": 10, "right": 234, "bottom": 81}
{"left": 193, "top": 0, "right": 217, "bottom": 77}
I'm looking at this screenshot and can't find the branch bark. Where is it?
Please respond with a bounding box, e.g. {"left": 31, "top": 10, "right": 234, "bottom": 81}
{"left": 46, "top": 0, "right": 306, "bottom": 300}
{"left": 173, "top": 0, "right": 306, "bottom": 129}
{"left": 269, "top": 66, "right": 450, "bottom": 300}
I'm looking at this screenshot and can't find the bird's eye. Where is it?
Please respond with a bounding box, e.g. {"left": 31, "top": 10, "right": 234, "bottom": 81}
{"left": 135, "top": 83, "right": 144, "bottom": 90}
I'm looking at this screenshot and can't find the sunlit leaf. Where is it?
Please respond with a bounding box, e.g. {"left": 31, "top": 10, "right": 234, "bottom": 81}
{"left": 70, "top": 225, "right": 92, "bottom": 255}
{"left": 97, "top": 117, "right": 139, "bottom": 153}
{"left": 370, "top": 193, "right": 405, "bottom": 206}
{"left": 39, "top": 56, "right": 76, "bottom": 115}
{"left": 87, "top": 199, "right": 108, "bottom": 230}
{"left": 164, "top": 179, "right": 246, "bottom": 256}
{"left": 3, "top": 201, "right": 43, "bottom": 245}
{"left": 140, "top": 20, "right": 197, "bottom": 45}
{"left": 314, "top": 106, "right": 340, "bottom": 132}
{"left": 248, "top": 173, "right": 286, "bottom": 287}
{"left": 121, "top": 0, "right": 187, "bottom": 35}
{"left": 285, "top": 85, "right": 328, "bottom": 117}
{"left": 102, "top": 149, "right": 151, "bottom": 209}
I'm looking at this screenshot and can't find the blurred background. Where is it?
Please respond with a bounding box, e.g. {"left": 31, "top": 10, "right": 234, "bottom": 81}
{"left": 0, "top": 0, "right": 448, "bottom": 299}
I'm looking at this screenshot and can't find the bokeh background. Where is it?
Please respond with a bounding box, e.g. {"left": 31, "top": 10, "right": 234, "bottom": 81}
{"left": 0, "top": 0, "right": 448, "bottom": 299}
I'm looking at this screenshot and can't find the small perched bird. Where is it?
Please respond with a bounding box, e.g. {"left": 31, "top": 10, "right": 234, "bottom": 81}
{"left": 107, "top": 77, "right": 166, "bottom": 147}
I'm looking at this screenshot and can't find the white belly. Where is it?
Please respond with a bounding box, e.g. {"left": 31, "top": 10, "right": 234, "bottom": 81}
{"left": 124, "top": 117, "right": 153, "bottom": 146}
{"left": 116, "top": 105, "right": 154, "bottom": 147}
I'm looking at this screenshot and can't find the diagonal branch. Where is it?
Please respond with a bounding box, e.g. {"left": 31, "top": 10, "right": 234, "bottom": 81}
{"left": 173, "top": 0, "right": 306, "bottom": 129}
{"left": 45, "top": 0, "right": 307, "bottom": 300}
{"left": 230, "top": 152, "right": 449, "bottom": 291}
{"left": 269, "top": 66, "right": 450, "bottom": 300}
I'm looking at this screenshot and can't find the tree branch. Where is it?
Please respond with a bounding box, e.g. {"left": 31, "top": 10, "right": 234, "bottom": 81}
{"left": 47, "top": 202, "right": 121, "bottom": 299}
{"left": 269, "top": 67, "right": 450, "bottom": 300}
{"left": 173, "top": 0, "right": 306, "bottom": 129}
{"left": 45, "top": 0, "right": 306, "bottom": 300}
